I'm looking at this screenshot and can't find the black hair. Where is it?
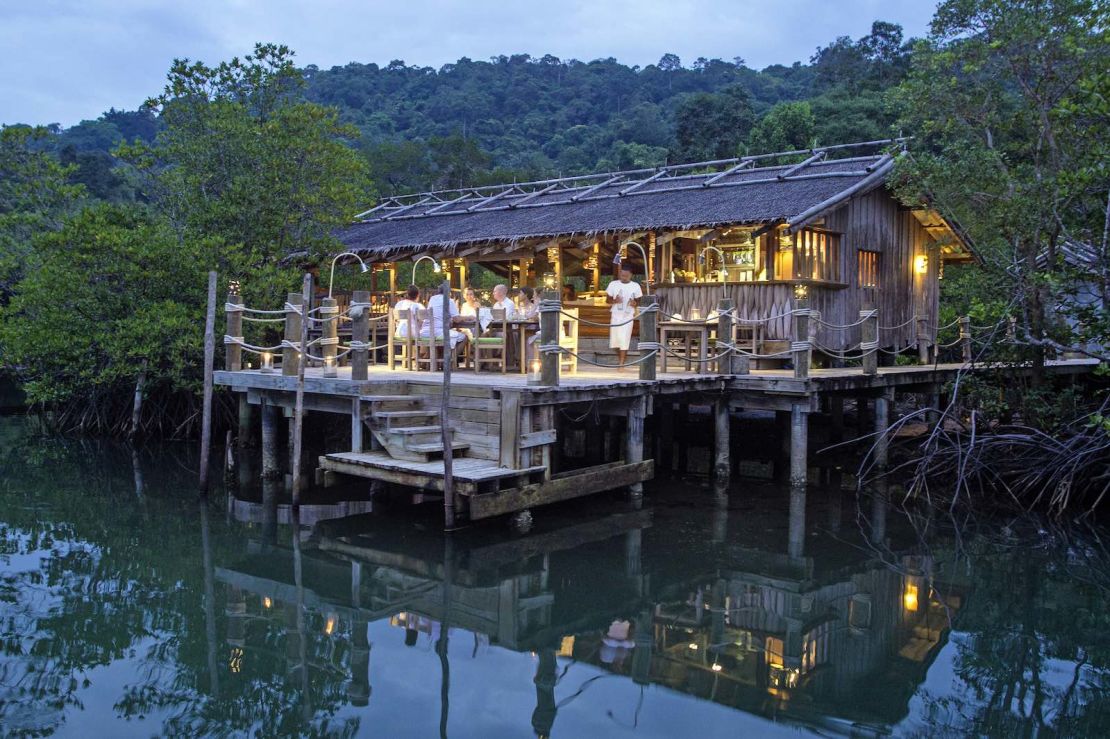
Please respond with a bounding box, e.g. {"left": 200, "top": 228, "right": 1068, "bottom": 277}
{"left": 405, "top": 285, "right": 419, "bottom": 300}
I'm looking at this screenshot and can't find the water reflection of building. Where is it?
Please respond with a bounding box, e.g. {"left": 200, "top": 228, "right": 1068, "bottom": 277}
{"left": 212, "top": 498, "right": 962, "bottom": 735}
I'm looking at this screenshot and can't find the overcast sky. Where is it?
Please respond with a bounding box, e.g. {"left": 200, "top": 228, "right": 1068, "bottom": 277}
{"left": 1, "top": 0, "right": 939, "bottom": 128}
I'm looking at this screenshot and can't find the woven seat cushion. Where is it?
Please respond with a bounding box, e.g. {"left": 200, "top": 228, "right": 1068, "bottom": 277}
{"left": 475, "top": 337, "right": 504, "bottom": 345}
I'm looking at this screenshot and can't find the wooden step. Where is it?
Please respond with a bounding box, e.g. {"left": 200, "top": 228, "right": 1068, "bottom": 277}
{"left": 372, "top": 409, "right": 440, "bottom": 429}
{"left": 361, "top": 394, "right": 423, "bottom": 407}
{"left": 407, "top": 441, "right": 470, "bottom": 457}
{"left": 391, "top": 425, "right": 443, "bottom": 436}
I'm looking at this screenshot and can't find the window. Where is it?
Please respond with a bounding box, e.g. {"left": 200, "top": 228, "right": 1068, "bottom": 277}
{"left": 776, "top": 228, "right": 842, "bottom": 282}
{"left": 857, "top": 249, "right": 881, "bottom": 288}
{"left": 802, "top": 620, "right": 832, "bottom": 673}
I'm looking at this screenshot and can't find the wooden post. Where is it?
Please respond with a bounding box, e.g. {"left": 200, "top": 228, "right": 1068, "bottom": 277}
{"left": 789, "top": 401, "right": 808, "bottom": 490}
{"left": 225, "top": 288, "right": 242, "bottom": 371}
{"left": 538, "top": 405, "right": 554, "bottom": 480}
{"left": 917, "top": 316, "right": 931, "bottom": 365}
{"left": 351, "top": 289, "right": 370, "bottom": 380}
{"left": 283, "top": 291, "right": 303, "bottom": 376}
{"left": 237, "top": 395, "right": 253, "bottom": 448}
{"left": 959, "top": 316, "right": 973, "bottom": 363}
{"left": 291, "top": 273, "right": 312, "bottom": 506}
{"left": 638, "top": 295, "right": 658, "bottom": 381}
{"left": 862, "top": 301, "right": 878, "bottom": 376}
{"left": 714, "top": 397, "right": 730, "bottom": 480}
{"left": 829, "top": 395, "right": 844, "bottom": 443}
{"left": 540, "top": 289, "right": 560, "bottom": 386}
{"left": 351, "top": 398, "right": 364, "bottom": 453}
{"left": 626, "top": 397, "right": 646, "bottom": 499}
{"left": 659, "top": 401, "right": 674, "bottom": 473}
{"left": 261, "top": 399, "right": 280, "bottom": 478}
{"left": 875, "top": 387, "right": 892, "bottom": 471}
{"left": 440, "top": 280, "right": 456, "bottom": 529}
{"left": 321, "top": 296, "right": 338, "bottom": 377}
{"left": 199, "top": 270, "right": 217, "bottom": 493}
{"left": 793, "top": 295, "right": 810, "bottom": 379}
{"left": 716, "top": 298, "right": 733, "bottom": 374}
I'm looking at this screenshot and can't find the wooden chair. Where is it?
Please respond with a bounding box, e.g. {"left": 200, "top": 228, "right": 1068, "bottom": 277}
{"left": 559, "top": 308, "right": 579, "bottom": 373}
{"left": 474, "top": 308, "right": 508, "bottom": 374}
{"left": 412, "top": 308, "right": 440, "bottom": 372}
{"left": 387, "top": 308, "right": 416, "bottom": 370}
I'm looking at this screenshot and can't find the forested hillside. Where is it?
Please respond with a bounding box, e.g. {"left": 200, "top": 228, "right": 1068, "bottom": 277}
{"left": 33, "top": 21, "right": 909, "bottom": 199}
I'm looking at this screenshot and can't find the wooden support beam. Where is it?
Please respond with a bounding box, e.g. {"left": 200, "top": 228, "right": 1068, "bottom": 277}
{"left": 321, "top": 296, "right": 338, "bottom": 377}
{"left": 225, "top": 288, "right": 242, "bottom": 371}
{"left": 789, "top": 402, "right": 808, "bottom": 490}
{"left": 626, "top": 397, "right": 647, "bottom": 499}
{"left": 467, "top": 460, "right": 653, "bottom": 519}
{"left": 540, "top": 289, "right": 560, "bottom": 387}
{"left": 500, "top": 390, "right": 522, "bottom": 469}
{"left": 261, "top": 399, "right": 280, "bottom": 479}
{"left": 639, "top": 295, "right": 658, "bottom": 381}
{"left": 351, "top": 290, "right": 370, "bottom": 380}
{"left": 283, "top": 292, "right": 303, "bottom": 377}
{"left": 794, "top": 296, "right": 810, "bottom": 379}
{"left": 714, "top": 397, "right": 730, "bottom": 480}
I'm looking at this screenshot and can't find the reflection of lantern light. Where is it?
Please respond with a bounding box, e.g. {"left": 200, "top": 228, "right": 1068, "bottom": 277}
{"left": 914, "top": 254, "right": 929, "bottom": 274}
{"left": 229, "top": 647, "right": 244, "bottom": 673}
{"left": 904, "top": 584, "right": 919, "bottom": 612}
{"left": 262, "top": 597, "right": 272, "bottom": 609}
{"left": 325, "top": 615, "right": 338, "bottom": 635}
{"left": 261, "top": 351, "right": 274, "bottom": 373}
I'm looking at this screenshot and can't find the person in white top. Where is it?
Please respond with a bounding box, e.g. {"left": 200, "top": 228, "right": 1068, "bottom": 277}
{"left": 491, "top": 284, "right": 516, "bottom": 319}
{"left": 518, "top": 286, "right": 539, "bottom": 319}
{"left": 420, "top": 290, "right": 467, "bottom": 351}
{"left": 605, "top": 267, "right": 643, "bottom": 370}
{"left": 393, "top": 285, "right": 422, "bottom": 338}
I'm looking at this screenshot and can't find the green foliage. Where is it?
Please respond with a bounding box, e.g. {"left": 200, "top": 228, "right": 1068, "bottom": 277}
{"left": 747, "top": 101, "right": 816, "bottom": 154}
{"left": 0, "top": 126, "right": 84, "bottom": 300}
{"left": 893, "top": 0, "right": 1110, "bottom": 359}
{"left": 0, "top": 204, "right": 209, "bottom": 421}
{"left": 672, "top": 85, "right": 755, "bottom": 162}
{"left": 125, "top": 43, "right": 372, "bottom": 275}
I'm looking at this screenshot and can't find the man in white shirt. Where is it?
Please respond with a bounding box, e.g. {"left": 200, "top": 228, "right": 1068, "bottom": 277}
{"left": 420, "top": 290, "right": 467, "bottom": 351}
{"left": 491, "top": 284, "right": 516, "bottom": 319}
{"left": 605, "top": 267, "right": 643, "bottom": 370}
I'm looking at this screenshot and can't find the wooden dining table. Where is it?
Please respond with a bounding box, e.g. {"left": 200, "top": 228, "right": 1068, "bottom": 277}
{"left": 508, "top": 318, "right": 540, "bottom": 374}
{"left": 659, "top": 320, "right": 712, "bottom": 373}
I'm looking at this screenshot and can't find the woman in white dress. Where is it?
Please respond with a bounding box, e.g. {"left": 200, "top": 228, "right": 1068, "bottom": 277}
{"left": 605, "top": 268, "right": 642, "bottom": 371}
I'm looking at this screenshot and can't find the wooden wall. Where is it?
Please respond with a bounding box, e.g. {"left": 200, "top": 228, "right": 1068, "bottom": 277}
{"left": 653, "top": 189, "right": 941, "bottom": 351}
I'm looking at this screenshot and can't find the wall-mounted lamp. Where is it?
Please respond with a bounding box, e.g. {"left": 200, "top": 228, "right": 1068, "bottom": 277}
{"left": 914, "top": 254, "right": 929, "bottom": 275}
{"left": 903, "top": 583, "right": 920, "bottom": 612}
{"left": 793, "top": 283, "right": 809, "bottom": 301}
{"left": 413, "top": 255, "right": 441, "bottom": 278}
{"left": 327, "top": 252, "right": 370, "bottom": 299}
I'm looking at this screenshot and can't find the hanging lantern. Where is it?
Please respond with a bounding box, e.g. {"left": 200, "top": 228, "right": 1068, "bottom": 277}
{"left": 543, "top": 272, "right": 557, "bottom": 290}
{"left": 547, "top": 245, "right": 560, "bottom": 263}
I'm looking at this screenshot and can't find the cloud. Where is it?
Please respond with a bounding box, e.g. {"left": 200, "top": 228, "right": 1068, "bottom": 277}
{"left": 0, "top": 0, "right": 937, "bottom": 127}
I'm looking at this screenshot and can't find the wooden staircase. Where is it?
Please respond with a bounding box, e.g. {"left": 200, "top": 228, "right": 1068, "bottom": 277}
{"left": 361, "top": 394, "right": 470, "bottom": 463}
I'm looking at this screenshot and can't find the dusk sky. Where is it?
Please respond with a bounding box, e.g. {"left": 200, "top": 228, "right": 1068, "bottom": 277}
{"left": 1, "top": 0, "right": 939, "bottom": 127}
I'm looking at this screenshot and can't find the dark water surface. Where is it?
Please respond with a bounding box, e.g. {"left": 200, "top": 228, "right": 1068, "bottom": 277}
{"left": 2, "top": 417, "right": 1110, "bottom": 737}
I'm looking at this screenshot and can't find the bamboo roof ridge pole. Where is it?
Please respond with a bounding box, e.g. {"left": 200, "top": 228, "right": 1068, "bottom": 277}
{"left": 440, "top": 279, "right": 456, "bottom": 530}
{"left": 199, "top": 270, "right": 218, "bottom": 493}
{"left": 291, "top": 273, "right": 312, "bottom": 507}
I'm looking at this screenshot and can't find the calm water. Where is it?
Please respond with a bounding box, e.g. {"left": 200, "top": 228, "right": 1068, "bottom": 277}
{"left": 2, "top": 417, "right": 1110, "bottom": 738}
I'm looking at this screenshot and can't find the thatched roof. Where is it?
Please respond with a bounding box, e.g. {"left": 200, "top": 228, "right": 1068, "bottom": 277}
{"left": 337, "top": 141, "right": 902, "bottom": 259}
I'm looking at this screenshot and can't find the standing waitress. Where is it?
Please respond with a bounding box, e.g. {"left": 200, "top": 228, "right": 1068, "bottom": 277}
{"left": 606, "top": 265, "right": 643, "bottom": 371}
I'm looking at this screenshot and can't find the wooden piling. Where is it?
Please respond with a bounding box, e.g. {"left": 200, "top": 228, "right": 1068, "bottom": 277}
{"left": 283, "top": 291, "right": 303, "bottom": 376}
{"left": 440, "top": 280, "right": 456, "bottom": 529}
{"left": 793, "top": 296, "right": 810, "bottom": 379}
{"left": 225, "top": 288, "right": 242, "bottom": 371}
{"left": 626, "top": 397, "right": 646, "bottom": 499}
{"left": 829, "top": 395, "right": 844, "bottom": 443}
{"left": 959, "top": 316, "right": 973, "bottom": 363}
{"left": 540, "top": 289, "right": 560, "bottom": 386}
{"left": 291, "top": 273, "right": 312, "bottom": 506}
{"left": 261, "top": 399, "right": 280, "bottom": 478}
{"left": 874, "top": 387, "right": 892, "bottom": 471}
{"left": 716, "top": 298, "right": 733, "bottom": 374}
{"left": 351, "top": 398, "right": 364, "bottom": 453}
{"left": 917, "top": 316, "right": 931, "bottom": 365}
{"left": 199, "top": 270, "right": 217, "bottom": 493}
{"left": 351, "top": 289, "right": 370, "bottom": 380}
{"left": 789, "top": 401, "right": 808, "bottom": 490}
{"left": 237, "top": 395, "right": 254, "bottom": 448}
{"left": 320, "top": 296, "right": 338, "bottom": 377}
{"left": 713, "top": 397, "right": 730, "bottom": 480}
{"left": 862, "top": 300, "right": 878, "bottom": 375}
{"left": 638, "top": 295, "right": 658, "bottom": 381}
